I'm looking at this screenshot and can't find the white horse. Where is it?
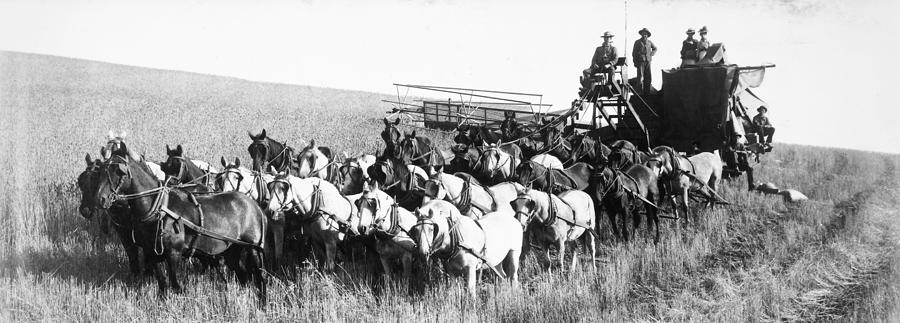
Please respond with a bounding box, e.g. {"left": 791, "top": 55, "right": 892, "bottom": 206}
{"left": 352, "top": 185, "right": 417, "bottom": 280}
{"left": 648, "top": 147, "right": 723, "bottom": 219}
{"left": 296, "top": 140, "right": 334, "bottom": 180}
{"left": 411, "top": 200, "right": 522, "bottom": 297}
{"left": 216, "top": 157, "right": 274, "bottom": 203}
{"left": 191, "top": 159, "right": 219, "bottom": 174}
{"left": 530, "top": 153, "right": 564, "bottom": 170}
{"left": 265, "top": 173, "right": 357, "bottom": 271}
{"left": 423, "top": 171, "right": 497, "bottom": 219}
{"left": 511, "top": 188, "right": 596, "bottom": 272}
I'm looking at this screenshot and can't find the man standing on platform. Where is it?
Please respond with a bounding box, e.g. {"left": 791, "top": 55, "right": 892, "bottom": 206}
{"left": 632, "top": 28, "right": 657, "bottom": 93}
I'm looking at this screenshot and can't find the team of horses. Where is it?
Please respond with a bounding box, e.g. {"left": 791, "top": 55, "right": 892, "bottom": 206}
{"left": 77, "top": 119, "right": 727, "bottom": 306}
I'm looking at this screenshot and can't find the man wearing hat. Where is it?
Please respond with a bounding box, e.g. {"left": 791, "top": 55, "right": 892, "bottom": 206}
{"left": 697, "top": 26, "right": 710, "bottom": 61}
{"left": 680, "top": 28, "right": 698, "bottom": 66}
{"left": 632, "top": 28, "right": 657, "bottom": 93}
{"left": 753, "top": 105, "right": 775, "bottom": 146}
{"left": 582, "top": 31, "right": 619, "bottom": 89}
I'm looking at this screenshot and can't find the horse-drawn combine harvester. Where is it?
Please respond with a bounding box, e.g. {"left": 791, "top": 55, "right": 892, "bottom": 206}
{"left": 386, "top": 43, "right": 775, "bottom": 190}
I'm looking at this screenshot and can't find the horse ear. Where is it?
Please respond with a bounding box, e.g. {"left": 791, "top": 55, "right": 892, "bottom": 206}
{"left": 383, "top": 118, "right": 390, "bottom": 126}
{"left": 234, "top": 157, "right": 241, "bottom": 168}
{"left": 100, "top": 146, "right": 109, "bottom": 160}
{"left": 221, "top": 156, "right": 227, "bottom": 167}
{"left": 85, "top": 153, "right": 92, "bottom": 166}
{"left": 410, "top": 130, "right": 416, "bottom": 138}
{"left": 498, "top": 139, "right": 503, "bottom": 146}
{"left": 393, "top": 118, "right": 401, "bottom": 125}
{"left": 107, "top": 130, "right": 115, "bottom": 140}
{"left": 428, "top": 208, "right": 435, "bottom": 219}
{"left": 482, "top": 140, "right": 488, "bottom": 147}
{"left": 247, "top": 131, "right": 254, "bottom": 139}
{"left": 176, "top": 145, "right": 183, "bottom": 155}
{"left": 268, "top": 165, "right": 276, "bottom": 173}
{"left": 308, "top": 140, "right": 316, "bottom": 148}
{"left": 261, "top": 129, "right": 267, "bottom": 138}
{"left": 120, "top": 131, "right": 127, "bottom": 139}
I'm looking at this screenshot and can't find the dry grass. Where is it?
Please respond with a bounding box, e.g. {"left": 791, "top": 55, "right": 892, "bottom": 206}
{"left": 1, "top": 51, "right": 899, "bottom": 321}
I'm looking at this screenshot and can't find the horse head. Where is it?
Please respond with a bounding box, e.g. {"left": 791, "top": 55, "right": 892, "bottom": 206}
{"left": 423, "top": 169, "right": 446, "bottom": 202}
{"left": 514, "top": 161, "right": 540, "bottom": 187}
{"left": 77, "top": 153, "right": 103, "bottom": 219}
{"left": 353, "top": 186, "right": 393, "bottom": 236}
{"left": 509, "top": 188, "right": 538, "bottom": 229}
{"left": 95, "top": 153, "right": 156, "bottom": 212}
{"left": 265, "top": 171, "right": 297, "bottom": 216}
{"left": 381, "top": 118, "right": 402, "bottom": 155}
{"left": 410, "top": 208, "right": 441, "bottom": 260}
{"left": 476, "top": 141, "right": 507, "bottom": 179}
{"left": 247, "top": 129, "right": 271, "bottom": 172}
{"left": 398, "top": 131, "right": 421, "bottom": 164}
{"left": 296, "top": 140, "right": 327, "bottom": 178}
{"left": 161, "top": 144, "right": 197, "bottom": 184}
{"left": 454, "top": 125, "right": 473, "bottom": 146}
{"left": 216, "top": 157, "right": 245, "bottom": 192}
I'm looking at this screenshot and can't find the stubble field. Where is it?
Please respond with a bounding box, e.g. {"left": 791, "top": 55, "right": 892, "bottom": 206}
{"left": 1, "top": 51, "right": 898, "bottom": 321}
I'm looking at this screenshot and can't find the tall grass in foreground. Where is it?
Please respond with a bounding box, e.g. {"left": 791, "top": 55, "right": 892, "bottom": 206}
{"left": 2, "top": 51, "right": 899, "bottom": 321}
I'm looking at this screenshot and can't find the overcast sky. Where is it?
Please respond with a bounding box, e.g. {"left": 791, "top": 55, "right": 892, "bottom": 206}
{"left": 2, "top": 0, "right": 898, "bottom": 153}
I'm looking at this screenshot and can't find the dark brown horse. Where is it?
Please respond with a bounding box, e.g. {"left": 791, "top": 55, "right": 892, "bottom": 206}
{"left": 96, "top": 153, "right": 268, "bottom": 305}
{"left": 515, "top": 160, "right": 592, "bottom": 194}
{"left": 590, "top": 164, "right": 660, "bottom": 243}
{"left": 367, "top": 156, "right": 427, "bottom": 211}
{"left": 78, "top": 152, "right": 146, "bottom": 276}
{"left": 397, "top": 130, "right": 443, "bottom": 173}
{"left": 248, "top": 129, "right": 297, "bottom": 175}
{"left": 445, "top": 144, "right": 480, "bottom": 175}
{"left": 381, "top": 118, "right": 402, "bottom": 159}
{"left": 161, "top": 144, "right": 213, "bottom": 189}
{"left": 607, "top": 140, "right": 649, "bottom": 170}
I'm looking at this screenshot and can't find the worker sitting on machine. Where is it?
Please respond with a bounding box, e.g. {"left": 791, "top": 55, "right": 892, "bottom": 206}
{"left": 581, "top": 31, "right": 618, "bottom": 91}
{"left": 753, "top": 105, "right": 775, "bottom": 149}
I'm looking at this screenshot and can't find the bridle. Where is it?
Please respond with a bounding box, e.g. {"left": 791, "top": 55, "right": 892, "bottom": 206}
{"left": 251, "top": 139, "right": 292, "bottom": 173}
{"left": 474, "top": 145, "right": 512, "bottom": 178}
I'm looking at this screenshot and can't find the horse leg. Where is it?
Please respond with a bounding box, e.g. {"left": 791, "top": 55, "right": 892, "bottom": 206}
{"left": 148, "top": 255, "right": 169, "bottom": 298}
{"left": 519, "top": 229, "right": 531, "bottom": 262}
{"left": 545, "top": 244, "right": 553, "bottom": 274}
{"left": 605, "top": 203, "right": 621, "bottom": 240}
{"left": 466, "top": 262, "right": 478, "bottom": 298}
{"left": 324, "top": 240, "right": 337, "bottom": 272}
{"left": 569, "top": 238, "right": 579, "bottom": 272}
{"left": 632, "top": 205, "right": 642, "bottom": 243}
{"left": 619, "top": 201, "right": 630, "bottom": 242}
{"left": 504, "top": 249, "right": 520, "bottom": 287}
{"left": 380, "top": 256, "right": 393, "bottom": 283}
{"left": 557, "top": 238, "right": 566, "bottom": 272}
{"left": 401, "top": 252, "right": 414, "bottom": 280}
{"left": 165, "top": 249, "right": 183, "bottom": 294}
{"left": 249, "top": 247, "right": 268, "bottom": 307}
{"left": 586, "top": 230, "right": 597, "bottom": 271}
{"left": 681, "top": 188, "right": 692, "bottom": 221}
{"left": 669, "top": 195, "right": 681, "bottom": 221}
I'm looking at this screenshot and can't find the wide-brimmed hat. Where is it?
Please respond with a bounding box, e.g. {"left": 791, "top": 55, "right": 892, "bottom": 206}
{"left": 699, "top": 26, "right": 708, "bottom": 34}
{"left": 686, "top": 28, "right": 696, "bottom": 35}
{"left": 757, "top": 106, "right": 768, "bottom": 112}
{"left": 602, "top": 31, "right": 614, "bottom": 38}
{"left": 638, "top": 28, "right": 651, "bottom": 36}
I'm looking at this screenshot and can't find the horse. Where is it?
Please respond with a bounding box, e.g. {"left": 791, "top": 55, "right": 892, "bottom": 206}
{"left": 95, "top": 153, "right": 268, "bottom": 304}
{"left": 647, "top": 146, "right": 723, "bottom": 220}
{"left": 590, "top": 164, "right": 660, "bottom": 242}
{"left": 248, "top": 129, "right": 297, "bottom": 175}
{"left": 567, "top": 133, "right": 611, "bottom": 166}
{"left": 608, "top": 140, "right": 649, "bottom": 170}
{"left": 515, "top": 160, "right": 592, "bottom": 194}
{"left": 541, "top": 123, "right": 573, "bottom": 162}
{"left": 445, "top": 144, "right": 479, "bottom": 175}
{"left": 351, "top": 185, "right": 417, "bottom": 280}
{"left": 423, "top": 170, "right": 497, "bottom": 218}
{"left": 397, "top": 130, "right": 443, "bottom": 172}
{"left": 455, "top": 125, "right": 501, "bottom": 147}
{"left": 381, "top": 118, "right": 402, "bottom": 158}
{"left": 160, "top": 144, "right": 216, "bottom": 189}
{"left": 78, "top": 152, "right": 146, "bottom": 277}
{"left": 296, "top": 140, "right": 338, "bottom": 181}
{"left": 410, "top": 200, "right": 522, "bottom": 297}
{"left": 510, "top": 187, "right": 596, "bottom": 272}
{"left": 266, "top": 173, "right": 358, "bottom": 271}
{"left": 367, "top": 156, "right": 428, "bottom": 211}
{"left": 336, "top": 153, "right": 376, "bottom": 195}
{"left": 472, "top": 141, "right": 522, "bottom": 185}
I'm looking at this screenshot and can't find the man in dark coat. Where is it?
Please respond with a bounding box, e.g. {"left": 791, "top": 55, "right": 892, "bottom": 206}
{"left": 753, "top": 106, "right": 775, "bottom": 145}
{"left": 582, "top": 31, "right": 618, "bottom": 89}
{"left": 680, "top": 28, "right": 698, "bottom": 66}
{"left": 697, "top": 26, "right": 710, "bottom": 61}
{"left": 632, "top": 28, "right": 657, "bottom": 93}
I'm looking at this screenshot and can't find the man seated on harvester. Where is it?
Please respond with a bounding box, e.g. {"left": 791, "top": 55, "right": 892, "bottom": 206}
{"left": 581, "top": 31, "right": 619, "bottom": 92}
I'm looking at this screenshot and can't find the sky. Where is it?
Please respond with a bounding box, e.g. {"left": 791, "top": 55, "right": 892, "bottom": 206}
{"left": 1, "top": 0, "right": 899, "bottom": 153}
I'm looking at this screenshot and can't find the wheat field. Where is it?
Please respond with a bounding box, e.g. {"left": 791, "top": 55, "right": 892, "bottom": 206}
{"left": 1, "top": 51, "right": 899, "bottom": 322}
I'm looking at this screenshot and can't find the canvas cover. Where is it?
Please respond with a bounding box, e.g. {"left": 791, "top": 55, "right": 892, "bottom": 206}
{"left": 657, "top": 64, "right": 768, "bottom": 151}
